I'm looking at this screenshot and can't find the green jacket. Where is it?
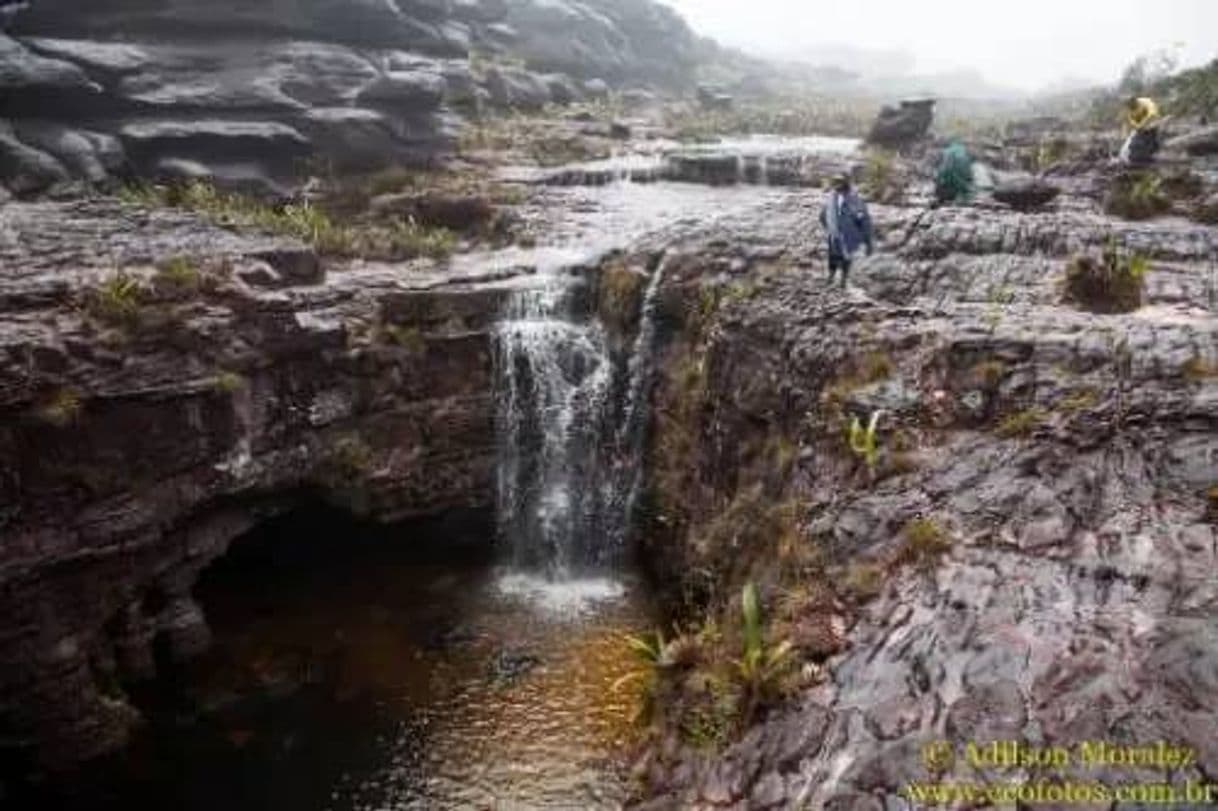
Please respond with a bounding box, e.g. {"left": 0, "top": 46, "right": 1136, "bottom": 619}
{"left": 935, "top": 142, "right": 974, "bottom": 204}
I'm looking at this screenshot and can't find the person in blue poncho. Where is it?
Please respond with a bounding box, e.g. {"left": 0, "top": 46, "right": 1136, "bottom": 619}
{"left": 818, "top": 173, "right": 874, "bottom": 288}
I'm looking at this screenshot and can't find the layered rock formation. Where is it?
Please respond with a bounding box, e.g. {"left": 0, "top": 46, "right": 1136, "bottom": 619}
{"left": 0, "top": 196, "right": 529, "bottom": 770}
{"left": 0, "top": 0, "right": 701, "bottom": 196}
{"left": 628, "top": 165, "right": 1218, "bottom": 807}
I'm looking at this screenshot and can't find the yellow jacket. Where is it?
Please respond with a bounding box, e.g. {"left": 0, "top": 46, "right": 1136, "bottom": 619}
{"left": 1126, "top": 97, "right": 1160, "bottom": 132}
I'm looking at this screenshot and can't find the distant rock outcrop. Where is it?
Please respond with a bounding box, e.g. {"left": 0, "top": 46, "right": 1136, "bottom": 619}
{"left": 866, "top": 98, "right": 935, "bottom": 149}
{"left": 992, "top": 175, "right": 1062, "bottom": 211}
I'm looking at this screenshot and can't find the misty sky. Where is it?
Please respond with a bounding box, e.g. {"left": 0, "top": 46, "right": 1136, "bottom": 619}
{"left": 662, "top": 0, "right": 1218, "bottom": 92}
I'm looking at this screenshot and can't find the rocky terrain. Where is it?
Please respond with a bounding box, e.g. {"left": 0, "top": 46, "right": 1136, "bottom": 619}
{"left": 4, "top": 17, "right": 1218, "bottom": 805}
{"left": 0, "top": 194, "right": 522, "bottom": 769}
{"left": 0, "top": 0, "right": 701, "bottom": 197}
{"left": 624, "top": 148, "right": 1218, "bottom": 807}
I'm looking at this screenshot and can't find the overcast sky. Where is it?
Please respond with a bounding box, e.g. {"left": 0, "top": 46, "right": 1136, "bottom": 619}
{"left": 662, "top": 0, "right": 1218, "bottom": 92}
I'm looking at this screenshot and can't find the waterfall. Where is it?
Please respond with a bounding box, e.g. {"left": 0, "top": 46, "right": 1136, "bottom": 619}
{"left": 493, "top": 258, "right": 666, "bottom": 580}
{"left": 605, "top": 255, "right": 668, "bottom": 548}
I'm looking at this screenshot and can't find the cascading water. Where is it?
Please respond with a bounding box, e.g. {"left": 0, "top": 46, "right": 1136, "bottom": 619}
{"left": 493, "top": 257, "right": 667, "bottom": 580}
{"left": 494, "top": 275, "right": 614, "bottom": 576}
{"left": 605, "top": 256, "right": 668, "bottom": 548}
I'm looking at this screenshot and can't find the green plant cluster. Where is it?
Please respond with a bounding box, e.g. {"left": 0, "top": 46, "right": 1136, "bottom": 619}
{"left": 1105, "top": 172, "right": 1170, "bottom": 221}
{"left": 847, "top": 411, "right": 882, "bottom": 473}
{"left": 121, "top": 181, "right": 456, "bottom": 260}
{"left": 616, "top": 581, "right": 798, "bottom": 748}
{"left": 1062, "top": 240, "right": 1148, "bottom": 314}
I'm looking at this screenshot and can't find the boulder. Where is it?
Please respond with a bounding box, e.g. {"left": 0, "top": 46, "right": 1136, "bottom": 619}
{"left": 0, "top": 122, "right": 69, "bottom": 194}
{"left": 482, "top": 65, "right": 550, "bottom": 110}
{"left": 866, "top": 98, "right": 935, "bottom": 149}
{"left": 542, "top": 72, "right": 582, "bottom": 105}
{"left": 1166, "top": 124, "right": 1218, "bottom": 157}
{"left": 112, "top": 42, "right": 382, "bottom": 113}
{"left": 697, "top": 84, "right": 732, "bottom": 111}
{"left": 11, "top": 122, "right": 125, "bottom": 183}
{"left": 583, "top": 77, "right": 610, "bottom": 99}
{"left": 22, "top": 37, "right": 151, "bottom": 75}
{"left": 451, "top": 0, "right": 509, "bottom": 23}
{"left": 153, "top": 157, "right": 290, "bottom": 197}
{"left": 369, "top": 190, "right": 494, "bottom": 231}
{"left": 439, "top": 60, "right": 482, "bottom": 110}
{"left": 357, "top": 70, "right": 446, "bottom": 111}
{"left": 620, "top": 87, "right": 657, "bottom": 109}
{"left": 298, "top": 107, "right": 403, "bottom": 172}
{"left": 118, "top": 120, "right": 311, "bottom": 178}
{"left": 0, "top": 31, "right": 99, "bottom": 94}
{"left": 266, "top": 42, "right": 381, "bottom": 107}
{"left": 992, "top": 176, "right": 1061, "bottom": 211}
{"left": 503, "top": 0, "right": 696, "bottom": 87}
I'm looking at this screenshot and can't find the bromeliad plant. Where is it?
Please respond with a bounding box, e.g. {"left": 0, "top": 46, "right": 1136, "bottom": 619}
{"left": 734, "top": 582, "right": 795, "bottom": 726}
{"left": 847, "top": 410, "right": 883, "bottom": 473}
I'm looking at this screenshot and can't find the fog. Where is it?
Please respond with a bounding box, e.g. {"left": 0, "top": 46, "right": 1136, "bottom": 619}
{"left": 663, "top": 0, "right": 1218, "bottom": 94}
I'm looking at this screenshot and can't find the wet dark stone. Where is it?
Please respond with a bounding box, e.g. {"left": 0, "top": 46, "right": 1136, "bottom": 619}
{"left": 488, "top": 649, "right": 542, "bottom": 684}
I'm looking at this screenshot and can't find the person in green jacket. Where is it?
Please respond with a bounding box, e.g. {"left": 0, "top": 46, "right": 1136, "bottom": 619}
{"left": 934, "top": 141, "right": 974, "bottom": 206}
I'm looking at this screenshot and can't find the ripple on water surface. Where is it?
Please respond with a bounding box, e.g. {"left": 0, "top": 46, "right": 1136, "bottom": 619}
{"left": 328, "top": 566, "right": 650, "bottom": 811}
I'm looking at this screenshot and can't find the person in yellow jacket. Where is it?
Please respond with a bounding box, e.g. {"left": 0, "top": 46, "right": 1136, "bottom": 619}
{"left": 1120, "top": 96, "right": 1162, "bottom": 165}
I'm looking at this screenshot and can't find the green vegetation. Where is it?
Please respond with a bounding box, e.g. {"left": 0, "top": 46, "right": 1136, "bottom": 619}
{"left": 822, "top": 350, "right": 894, "bottom": 414}
{"left": 320, "top": 435, "right": 374, "bottom": 490}
{"left": 1032, "top": 136, "right": 1072, "bottom": 173}
{"left": 995, "top": 408, "right": 1045, "bottom": 439}
{"left": 898, "top": 518, "right": 952, "bottom": 568}
{"left": 35, "top": 388, "right": 83, "bottom": 427}
{"left": 611, "top": 630, "right": 669, "bottom": 724}
{"left": 86, "top": 269, "right": 146, "bottom": 329}
{"left": 735, "top": 582, "right": 795, "bottom": 725}
{"left": 212, "top": 371, "right": 247, "bottom": 394}
{"left": 121, "top": 180, "right": 456, "bottom": 261}
{"left": 1089, "top": 52, "right": 1216, "bottom": 124}
{"left": 1062, "top": 241, "right": 1148, "bottom": 314}
{"left": 1105, "top": 172, "right": 1170, "bottom": 221}
{"left": 153, "top": 256, "right": 203, "bottom": 297}
{"left": 860, "top": 149, "right": 905, "bottom": 204}
{"left": 1059, "top": 389, "right": 1099, "bottom": 412}
{"left": 847, "top": 411, "right": 882, "bottom": 473}
{"left": 380, "top": 324, "right": 428, "bottom": 356}
{"left": 458, "top": 113, "right": 611, "bottom": 166}
{"left": 841, "top": 562, "right": 884, "bottom": 604}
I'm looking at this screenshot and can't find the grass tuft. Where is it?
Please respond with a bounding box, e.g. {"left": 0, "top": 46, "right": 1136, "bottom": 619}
{"left": 995, "top": 408, "right": 1045, "bottom": 439}
{"left": 1062, "top": 241, "right": 1148, "bottom": 314}
{"left": 35, "top": 388, "right": 83, "bottom": 427}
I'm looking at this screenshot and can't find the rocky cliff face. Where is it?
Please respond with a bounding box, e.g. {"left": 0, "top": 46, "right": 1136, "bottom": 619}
{"left": 0, "top": 0, "right": 700, "bottom": 196}
{"left": 629, "top": 168, "right": 1218, "bottom": 807}
{"left": 0, "top": 195, "right": 524, "bottom": 770}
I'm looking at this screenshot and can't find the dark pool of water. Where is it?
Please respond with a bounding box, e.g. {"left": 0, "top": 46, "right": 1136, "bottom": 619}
{"left": 21, "top": 507, "right": 653, "bottom": 811}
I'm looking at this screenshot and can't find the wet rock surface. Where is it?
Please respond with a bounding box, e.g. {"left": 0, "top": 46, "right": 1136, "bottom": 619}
{"left": 0, "top": 0, "right": 701, "bottom": 195}
{"left": 4, "top": 120, "right": 1218, "bottom": 803}
{"left": 0, "top": 194, "right": 536, "bottom": 768}
{"left": 623, "top": 148, "right": 1218, "bottom": 808}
